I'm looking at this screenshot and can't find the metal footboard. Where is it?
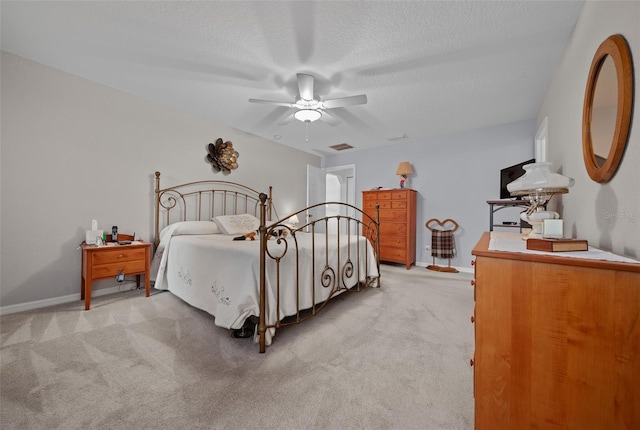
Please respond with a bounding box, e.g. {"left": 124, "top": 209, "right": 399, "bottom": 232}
{"left": 257, "top": 195, "right": 380, "bottom": 353}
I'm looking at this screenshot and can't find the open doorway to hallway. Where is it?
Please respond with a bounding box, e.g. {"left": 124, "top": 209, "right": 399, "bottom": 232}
{"left": 306, "top": 164, "right": 356, "bottom": 232}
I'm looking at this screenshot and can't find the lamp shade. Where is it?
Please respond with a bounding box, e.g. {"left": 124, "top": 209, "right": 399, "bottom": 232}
{"left": 507, "top": 162, "right": 574, "bottom": 196}
{"left": 294, "top": 109, "right": 322, "bottom": 122}
{"left": 288, "top": 214, "right": 300, "bottom": 226}
{"left": 507, "top": 162, "right": 575, "bottom": 238}
{"left": 395, "top": 162, "right": 414, "bottom": 177}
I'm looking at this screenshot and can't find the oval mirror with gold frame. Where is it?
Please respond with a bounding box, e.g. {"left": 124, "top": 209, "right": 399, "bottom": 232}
{"left": 582, "top": 34, "right": 634, "bottom": 183}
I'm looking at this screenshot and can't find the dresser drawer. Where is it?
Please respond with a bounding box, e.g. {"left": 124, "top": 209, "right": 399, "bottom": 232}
{"left": 92, "top": 248, "right": 147, "bottom": 265}
{"left": 380, "top": 223, "right": 407, "bottom": 236}
{"left": 92, "top": 260, "right": 146, "bottom": 278}
{"left": 379, "top": 210, "right": 407, "bottom": 222}
{"left": 391, "top": 191, "right": 408, "bottom": 200}
{"left": 391, "top": 200, "right": 407, "bottom": 209}
{"left": 363, "top": 200, "right": 376, "bottom": 209}
{"left": 364, "top": 200, "right": 391, "bottom": 210}
{"left": 380, "top": 235, "right": 406, "bottom": 248}
{"left": 363, "top": 194, "right": 377, "bottom": 204}
{"left": 380, "top": 247, "right": 407, "bottom": 262}
{"left": 363, "top": 191, "right": 392, "bottom": 201}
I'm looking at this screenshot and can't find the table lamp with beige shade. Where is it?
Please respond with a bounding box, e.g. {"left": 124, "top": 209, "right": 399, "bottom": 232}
{"left": 396, "top": 162, "right": 414, "bottom": 188}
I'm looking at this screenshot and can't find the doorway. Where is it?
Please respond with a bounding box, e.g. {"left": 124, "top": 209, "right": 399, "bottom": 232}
{"left": 306, "top": 164, "right": 356, "bottom": 232}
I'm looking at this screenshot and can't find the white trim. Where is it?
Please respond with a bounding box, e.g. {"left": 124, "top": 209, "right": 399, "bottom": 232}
{"left": 320, "top": 163, "right": 356, "bottom": 209}
{"left": 0, "top": 282, "right": 138, "bottom": 316}
{"left": 324, "top": 163, "right": 356, "bottom": 175}
{"left": 535, "top": 117, "right": 548, "bottom": 163}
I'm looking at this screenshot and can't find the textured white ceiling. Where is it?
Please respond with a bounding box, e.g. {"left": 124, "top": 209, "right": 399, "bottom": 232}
{"left": 1, "top": 1, "right": 584, "bottom": 156}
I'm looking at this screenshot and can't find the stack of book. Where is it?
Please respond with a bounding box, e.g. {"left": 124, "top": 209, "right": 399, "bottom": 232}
{"left": 526, "top": 238, "right": 588, "bottom": 252}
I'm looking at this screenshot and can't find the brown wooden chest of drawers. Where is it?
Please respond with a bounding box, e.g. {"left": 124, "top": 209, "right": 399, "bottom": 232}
{"left": 362, "top": 189, "right": 417, "bottom": 269}
{"left": 471, "top": 232, "right": 640, "bottom": 429}
{"left": 81, "top": 241, "right": 151, "bottom": 310}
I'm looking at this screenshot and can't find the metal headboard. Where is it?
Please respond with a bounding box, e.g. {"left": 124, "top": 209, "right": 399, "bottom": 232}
{"left": 154, "top": 171, "right": 275, "bottom": 247}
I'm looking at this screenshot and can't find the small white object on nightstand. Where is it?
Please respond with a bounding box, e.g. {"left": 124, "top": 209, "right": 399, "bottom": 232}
{"left": 542, "top": 219, "right": 564, "bottom": 239}
{"left": 85, "top": 229, "right": 104, "bottom": 245}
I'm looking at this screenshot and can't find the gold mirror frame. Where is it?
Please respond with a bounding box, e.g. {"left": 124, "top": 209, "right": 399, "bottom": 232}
{"left": 582, "top": 34, "right": 634, "bottom": 183}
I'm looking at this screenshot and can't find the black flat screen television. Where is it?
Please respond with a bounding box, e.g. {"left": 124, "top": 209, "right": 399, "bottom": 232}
{"left": 500, "top": 159, "right": 535, "bottom": 199}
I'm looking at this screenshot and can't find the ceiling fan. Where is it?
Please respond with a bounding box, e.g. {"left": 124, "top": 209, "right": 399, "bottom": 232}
{"left": 249, "top": 73, "right": 367, "bottom": 126}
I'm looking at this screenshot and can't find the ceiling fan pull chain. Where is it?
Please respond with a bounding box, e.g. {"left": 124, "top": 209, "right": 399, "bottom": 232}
{"left": 305, "top": 121, "right": 309, "bottom": 142}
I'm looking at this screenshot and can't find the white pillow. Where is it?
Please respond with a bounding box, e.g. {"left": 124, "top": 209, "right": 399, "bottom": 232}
{"left": 159, "top": 221, "right": 220, "bottom": 241}
{"left": 212, "top": 214, "right": 260, "bottom": 235}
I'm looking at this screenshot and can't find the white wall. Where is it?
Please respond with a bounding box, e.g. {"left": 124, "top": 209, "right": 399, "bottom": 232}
{"left": 4, "top": 0, "right": 637, "bottom": 312}
{"left": 0, "top": 52, "right": 320, "bottom": 310}
{"left": 324, "top": 119, "right": 536, "bottom": 270}
{"left": 538, "top": 0, "right": 640, "bottom": 258}
{"left": 325, "top": 1, "right": 640, "bottom": 267}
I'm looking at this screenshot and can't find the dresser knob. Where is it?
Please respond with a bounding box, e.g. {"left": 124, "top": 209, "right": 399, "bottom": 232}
{"left": 470, "top": 358, "right": 474, "bottom": 367}
{"left": 470, "top": 315, "right": 475, "bottom": 323}
{"left": 470, "top": 280, "right": 475, "bottom": 286}
{"left": 118, "top": 254, "right": 124, "bottom": 258}
{"left": 471, "top": 260, "right": 475, "bottom": 266}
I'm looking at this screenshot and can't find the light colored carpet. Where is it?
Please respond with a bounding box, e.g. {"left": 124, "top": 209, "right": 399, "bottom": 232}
{"left": 0, "top": 264, "right": 475, "bottom": 429}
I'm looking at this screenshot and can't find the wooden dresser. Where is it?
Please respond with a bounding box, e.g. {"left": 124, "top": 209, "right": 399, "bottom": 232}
{"left": 471, "top": 232, "right": 640, "bottom": 429}
{"left": 362, "top": 189, "right": 417, "bottom": 269}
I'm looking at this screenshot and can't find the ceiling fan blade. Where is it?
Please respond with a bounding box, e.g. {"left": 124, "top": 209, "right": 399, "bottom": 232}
{"left": 297, "top": 73, "right": 315, "bottom": 101}
{"left": 321, "top": 94, "right": 367, "bottom": 109}
{"left": 278, "top": 112, "right": 296, "bottom": 125}
{"left": 249, "top": 98, "right": 295, "bottom": 108}
{"left": 319, "top": 110, "right": 341, "bottom": 126}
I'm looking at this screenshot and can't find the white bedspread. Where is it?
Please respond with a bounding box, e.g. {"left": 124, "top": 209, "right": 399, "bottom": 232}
{"left": 151, "top": 228, "right": 379, "bottom": 345}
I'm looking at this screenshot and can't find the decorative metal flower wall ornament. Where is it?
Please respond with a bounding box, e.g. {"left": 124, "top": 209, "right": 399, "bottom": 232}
{"left": 206, "top": 138, "right": 239, "bottom": 174}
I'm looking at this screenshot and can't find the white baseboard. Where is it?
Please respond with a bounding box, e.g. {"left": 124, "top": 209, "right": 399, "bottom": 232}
{"left": 0, "top": 282, "right": 138, "bottom": 316}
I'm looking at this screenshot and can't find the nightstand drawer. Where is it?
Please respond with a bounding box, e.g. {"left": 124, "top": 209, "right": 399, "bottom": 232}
{"left": 92, "top": 260, "right": 146, "bottom": 278}
{"left": 92, "top": 248, "right": 147, "bottom": 265}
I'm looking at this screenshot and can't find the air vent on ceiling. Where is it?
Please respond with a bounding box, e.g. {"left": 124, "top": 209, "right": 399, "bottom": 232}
{"left": 386, "top": 133, "right": 408, "bottom": 141}
{"left": 330, "top": 143, "right": 354, "bottom": 151}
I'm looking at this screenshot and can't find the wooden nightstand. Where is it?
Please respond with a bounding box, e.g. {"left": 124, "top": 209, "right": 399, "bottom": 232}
{"left": 81, "top": 237, "right": 152, "bottom": 310}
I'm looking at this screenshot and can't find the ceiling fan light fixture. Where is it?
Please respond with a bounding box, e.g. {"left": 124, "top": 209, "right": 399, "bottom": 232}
{"left": 294, "top": 109, "right": 322, "bottom": 123}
